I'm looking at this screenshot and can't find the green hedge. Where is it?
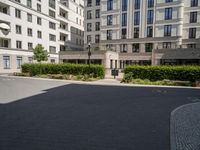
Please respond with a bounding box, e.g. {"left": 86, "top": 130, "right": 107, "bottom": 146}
{"left": 22, "top": 63, "right": 105, "bottom": 78}
{"left": 123, "top": 65, "right": 200, "bottom": 82}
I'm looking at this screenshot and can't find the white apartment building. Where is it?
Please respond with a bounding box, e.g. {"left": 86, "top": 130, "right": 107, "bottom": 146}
{"left": 82, "top": 0, "right": 200, "bottom": 67}
{"left": 0, "top": 0, "right": 84, "bottom": 73}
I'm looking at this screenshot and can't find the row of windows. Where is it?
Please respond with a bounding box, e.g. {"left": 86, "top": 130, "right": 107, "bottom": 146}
{"left": 87, "top": 22, "right": 100, "bottom": 31}
{"left": 15, "top": 8, "right": 56, "bottom": 21}
{"left": 106, "top": 42, "right": 197, "bottom": 54}
{"left": 106, "top": 9, "right": 198, "bottom": 27}
{"left": 87, "top": 0, "right": 100, "bottom": 7}
{"left": 87, "top": 34, "right": 100, "bottom": 43}
{"left": 87, "top": 9, "right": 100, "bottom": 19}
{"left": 15, "top": 0, "right": 56, "bottom": 11}
{"left": 15, "top": 25, "right": 56, "bottom": 40}
{"left": 3, "top": 55, "right": 30, "bottom": 69}
{"left": 106, "top": 0, "right": 199, "bottom": 11}
{"left": 105, "top": 26, "right": 197, "bottom": 40}
{"left": 3, "top": 55, "right": 56, "bottom": 69}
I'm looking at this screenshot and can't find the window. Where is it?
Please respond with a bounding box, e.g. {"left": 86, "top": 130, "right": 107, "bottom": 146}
{"left": 87, "top": 0, "right": 92, "bottom": 7}
{"left": 16, "top": 25, "right": 21, "bottom": 34}
{"left": 187, "top": 44, "right": 196, "bottom": 48}
{"left": 28, "top": 57, "right": 33, "bottom": 63}
{"left": 1, "top": 39, "right": 9, "bottom": 48}
{"left": 147, "top": 26, "right": 153, "bottom": 37}
{"left": 107, "top": 15, "right": 113, "bottom": 25}
{"left": 134, "top": 11, "right": 140, "bottom": 25}
{"left": 3, "top": 56, "right": 10, "bottom": 69}
{"left": 87, "top": 23, "right": 92, "bottom": 32}
{"left": 190, "top": 12, "right": 197, "bottom": 23}
{"left": 147, "top": 10, "right": 154, "bottom": 24}
{"left": 121, "top": 28, "right": 127, "bottom": 39}
{"left": 165, "top": 8, "right": 172, "bottom": 20}
{"left": 96, "top": 0, "right": 100, "bottom": 6}
{"left": 135, "top": 0, "right": 140, "bottom": 9}
{"left": 95, "top": 22, "right": 100, "bottom": 31}
{"left": 49, "top": 10, "right": 55, "bottom": 18}
{"left": 95, "top": 34, "right": 100, "bottom": 43}
{"left": 51, "top": 59, "right": 55, "bottom": 64}
{"left": 49, "top": 46, "right": 56, "bottom": 53}
{"left": 49, "top": 34, "right": 56, "bottom": 41}
{"left": 164, "top": 25, "right": 172, "bottom": 36}
{"left": 27, "top": 28, "right": 32, "bottom": 36}
{"left": 37, "top": 31, "right": 42, "bottom": 38}
{"left": 96, "top": 9, "right": 100, "bottom": 18}
{"left": 27, "top": 0, "right": 32, "bottom": 8}
{"left": 16, "top": 41, "right": 22, "bottom": 49}
{"left": 49, "top": 0, "right": 55, "bottom": 9}
{"left": 37, "top": 17, "right": 42, "bottom": 25}
{"left": 28, "top": 42, "right": 33, "bottom": 50}
{"left": 148, "top": 0, "right": 154, "bottom": 8}
{"left": 15, "top": 9, "right": 21, "bottom": 18}
{"left": 132, "top": 44, "right": 140, "bottom": 53}
{"left": 189, "top": 28, "right": 196, "bottom": 38}
{"left": 166, "top": 0, "right": 173, "bottom": 2}
{"left": 122, "top": 13, "right": 127, "bottom": 26}
{"left": 37, "top": 4, "right": 41, "bottom": 12}
{"left": 120, "top": 44, "right": 128, "bottom": 53}
{"left": 163, "top": 42, "right": 171, "bottom": 48}
{"left": 107, "top": 30, "right": 112, "bottom": 40}
{"left": 49, "top": 22, "right": 56, "bottom": 29}
{"left": 134, "top": 27, "right": 139, "bottom": 38}
{"left": 15, "top": 0, "right": 21, "bottom": 3}
{"left": 87, "top": 35, "right": 91, "bottom": 43}
{"left": 107, "top": 0, "right": 113, "bottom": 11}
{"left": 145, "top": 43, "right": 153, "bottom": 52}
{"left": 16, "top": 56, "right": 22, "bottom": 69}
{"left": 191, "top": 0, "right": 198, "bottom": 7}
{"left": 87, "top": 10, "right": 92, "bottom": 19}
{"left": 27, "top": 13, "right": 32, "bottom": 22}
{"left": 122, "top": 0, "right": 128, "bottom": 11}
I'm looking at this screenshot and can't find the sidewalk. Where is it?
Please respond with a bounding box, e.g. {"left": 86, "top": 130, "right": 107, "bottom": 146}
{"left": 171, "top": 102, "right": 200, "bottom": 150}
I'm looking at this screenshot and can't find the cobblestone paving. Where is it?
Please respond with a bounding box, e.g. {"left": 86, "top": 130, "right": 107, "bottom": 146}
{"left": 171, "top": 103, "right": 200, "bottom": 150}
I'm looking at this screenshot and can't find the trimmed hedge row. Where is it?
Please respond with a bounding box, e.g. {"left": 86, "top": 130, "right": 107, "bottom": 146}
{"left": 22, "top": 63, "right": 105, "bottom": 78}
{"left": 124, "top": 65, "right": 200, "bottom": 82}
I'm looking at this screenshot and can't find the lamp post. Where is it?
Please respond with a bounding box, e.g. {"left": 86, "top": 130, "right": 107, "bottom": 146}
{"left": 88, "top": 43, "right": 91, "bottom": 67}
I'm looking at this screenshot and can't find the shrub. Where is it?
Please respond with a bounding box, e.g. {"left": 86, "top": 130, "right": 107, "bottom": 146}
{"left": 123, "top": 65, "right": 200, "bottom": 82}
{"left": 21, "top": 63, "right": 105, "bottom": 79}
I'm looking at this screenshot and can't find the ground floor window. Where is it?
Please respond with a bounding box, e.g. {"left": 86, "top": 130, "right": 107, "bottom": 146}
{"left": 160, "top": 59, "right": 200, "bottom": 65}
{"left": 3, "top": 56, "right": 10, "bottom": 69}
{"left": 28, "top": 57, "right": 33, "bottom": 63}
{"left": 16, "top": 56, "right": 22, "bottom": 69}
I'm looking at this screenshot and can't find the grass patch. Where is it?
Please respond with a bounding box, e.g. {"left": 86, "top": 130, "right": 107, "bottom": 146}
{"left": 14, "top": 73, "right": 100, "bottom": 82}
{"left": 122, "top": 78, "right": 195, "bottom": 87}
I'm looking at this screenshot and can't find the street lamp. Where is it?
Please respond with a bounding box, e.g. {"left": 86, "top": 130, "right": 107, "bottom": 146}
{"left": 88, "top": 43, "right": 91, "bottom": 67}
{"left": 0, "top": 23, "right": 10, "bottom": 30}
{"left": 0, "top": 23, "right": 10, "bottom": 35}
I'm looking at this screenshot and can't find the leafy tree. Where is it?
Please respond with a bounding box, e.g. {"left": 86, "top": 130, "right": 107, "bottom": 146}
{"left": 33, "top": 44, "right": 49, "bottom": 63}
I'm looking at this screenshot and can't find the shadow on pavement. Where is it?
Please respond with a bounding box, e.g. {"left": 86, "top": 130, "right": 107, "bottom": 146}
{"left": 0, "top": 84, "right": 199, "bottom": 150}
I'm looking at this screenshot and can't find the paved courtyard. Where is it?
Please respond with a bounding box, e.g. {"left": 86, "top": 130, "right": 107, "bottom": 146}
{"left": 0, "top": 76, "right": 199, "bottom": 150}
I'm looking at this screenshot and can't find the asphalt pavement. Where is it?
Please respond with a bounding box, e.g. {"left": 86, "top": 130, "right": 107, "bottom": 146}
{"left": 0, "top": 76, "right": 199, "bottom": 150}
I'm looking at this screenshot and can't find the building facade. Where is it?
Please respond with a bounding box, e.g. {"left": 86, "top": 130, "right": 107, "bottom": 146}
{"left": 0, "top": 0, "right": 84, "bottom": 73}
{"left": 83, "top": 0, "right": 200, "bottom": 68}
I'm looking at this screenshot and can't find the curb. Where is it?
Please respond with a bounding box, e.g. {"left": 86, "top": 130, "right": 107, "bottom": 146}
{"left": 1, "top": 75, "right": 200, "bottom": 89}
